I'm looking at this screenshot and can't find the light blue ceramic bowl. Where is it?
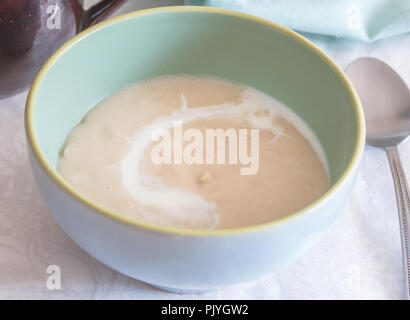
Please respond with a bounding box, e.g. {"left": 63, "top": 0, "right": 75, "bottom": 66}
{"left": 25, "top": 6, "right": 365, "bottom": 293}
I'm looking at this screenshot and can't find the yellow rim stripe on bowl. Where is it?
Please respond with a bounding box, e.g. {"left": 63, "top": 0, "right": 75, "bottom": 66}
{"left": 25, "top": 6, "right": 366, "bottom": 237}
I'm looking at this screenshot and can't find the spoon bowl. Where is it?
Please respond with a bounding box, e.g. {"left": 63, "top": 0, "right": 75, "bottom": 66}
{"left": 345, "top": 57, "right": 410, "bottom": 147}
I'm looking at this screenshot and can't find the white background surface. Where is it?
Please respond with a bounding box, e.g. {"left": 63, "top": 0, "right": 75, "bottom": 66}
{"left": 1, "top": 0, "right": 410, "bottom": 299}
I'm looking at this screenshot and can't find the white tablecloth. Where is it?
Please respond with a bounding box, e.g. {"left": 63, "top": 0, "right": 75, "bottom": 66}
{"left": 1, "top": 1, "right": 410, "bottom": 299}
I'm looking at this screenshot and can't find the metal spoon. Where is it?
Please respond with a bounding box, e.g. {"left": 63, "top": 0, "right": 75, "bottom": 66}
{"left": 345, "top": 57, "right": 410, "bottom": 299}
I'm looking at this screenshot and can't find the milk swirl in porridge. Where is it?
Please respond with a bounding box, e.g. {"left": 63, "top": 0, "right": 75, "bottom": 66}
{"left": 58, "top": 75, "right": 329, "bottom": 230}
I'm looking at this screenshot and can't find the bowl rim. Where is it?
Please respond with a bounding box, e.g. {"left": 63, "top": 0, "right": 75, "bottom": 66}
{"left": 25, "top": 5, "right": 365, "bottom": 237}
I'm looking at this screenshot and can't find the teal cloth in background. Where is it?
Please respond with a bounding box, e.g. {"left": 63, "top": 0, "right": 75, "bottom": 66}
{"left": 185, "top": 0, "right": 410, "bottom": 41}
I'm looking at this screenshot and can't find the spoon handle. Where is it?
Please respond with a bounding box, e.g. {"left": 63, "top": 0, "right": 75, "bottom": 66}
{"left": 386, "top": 147, "right": 410, "bottom": 300}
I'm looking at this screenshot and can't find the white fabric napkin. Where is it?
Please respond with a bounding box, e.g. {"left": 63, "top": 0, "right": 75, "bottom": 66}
{"left": 1, "top": 1, "right": 410, "bottom": 300}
